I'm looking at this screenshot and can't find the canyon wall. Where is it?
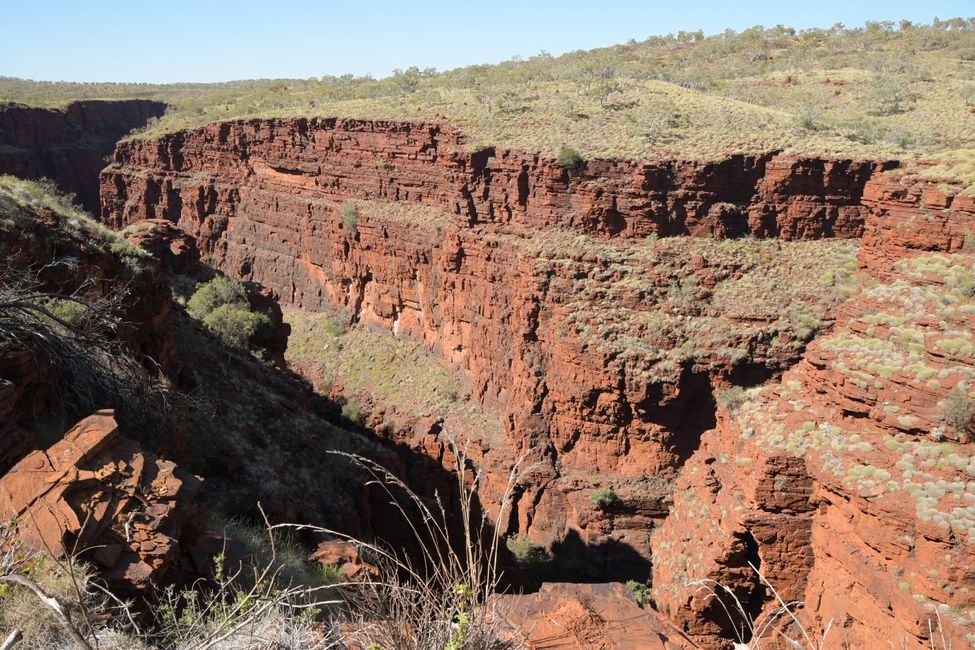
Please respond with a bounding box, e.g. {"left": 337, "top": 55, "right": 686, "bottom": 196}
{"left": 0, "top": 100, "right": 166, "bottom": 212}
{"left": 652, "top": 169, "right": 975, "bottom": 648}
{"left": 101, "top": 117, "right": 975, "bottom": 647}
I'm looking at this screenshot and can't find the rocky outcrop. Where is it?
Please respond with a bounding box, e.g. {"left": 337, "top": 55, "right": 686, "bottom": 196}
{"left": 493, "top": 582, "right": 695, "bottom": 649}
{"left": 121, "top": 218, "right": 200, "bottom": 275}
{"left": 859, "top": 164, "right": 975, "bottom": 276}
{"left": 309, "top": 539, "right": 378, "bottom": 582}
{"left": 0, "top": 410, "right": 205, "bottom": 593}
{"left": 0, "top": 100, "right": 166, "bottom": 212}
{"left": 652, "top": 248, "right": 975, "bottom": 648}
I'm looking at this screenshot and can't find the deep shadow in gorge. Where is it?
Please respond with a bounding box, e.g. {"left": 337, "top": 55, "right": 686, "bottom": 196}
{"left": 168, "top": 304, "right": 654, "bottom": 594}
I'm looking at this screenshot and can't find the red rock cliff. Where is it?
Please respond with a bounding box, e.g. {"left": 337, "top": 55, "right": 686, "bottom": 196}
{"left": 100, "top": 117, "right": 975, "bottom": 645}
{"left": 0, "top": 100, "right": 166, "bottom": 212}
{"left": 101, "top": 118, "right": 888, "bottom": 569}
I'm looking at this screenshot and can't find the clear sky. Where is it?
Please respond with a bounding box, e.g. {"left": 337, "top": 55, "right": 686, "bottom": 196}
{"left": 1, "top": 0, "right": 972, "bottom": 84}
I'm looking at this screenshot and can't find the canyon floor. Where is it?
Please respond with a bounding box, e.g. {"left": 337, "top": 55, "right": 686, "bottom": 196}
{"left": 0, "top": 18, "right": 973, "bottom": 650}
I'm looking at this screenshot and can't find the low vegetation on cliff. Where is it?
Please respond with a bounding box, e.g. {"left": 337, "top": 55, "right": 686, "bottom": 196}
{"left": 519, "top": 230, "right": 860, "bottom": 383}
{"left": 3, "top": 20, "right": 975, "bottom": 161}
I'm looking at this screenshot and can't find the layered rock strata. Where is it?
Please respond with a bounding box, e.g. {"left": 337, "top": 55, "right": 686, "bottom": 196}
{"left": 0, "top": 410, "right": 205, "bottom": 593}
{"left": 0, "top": 100, "right": 166, "bottom": 212}
{"left": 101, "top": 117, "right": 975, "bottom": 645}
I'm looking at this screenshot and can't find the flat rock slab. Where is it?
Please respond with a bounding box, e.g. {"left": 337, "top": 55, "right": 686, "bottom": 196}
{"left": 493, "top": 582, "right": 695, "bottom": 649}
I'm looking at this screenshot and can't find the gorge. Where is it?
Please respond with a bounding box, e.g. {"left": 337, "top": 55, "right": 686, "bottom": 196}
{"left": 92, "top": 115, "right": 975, "bottom": 647}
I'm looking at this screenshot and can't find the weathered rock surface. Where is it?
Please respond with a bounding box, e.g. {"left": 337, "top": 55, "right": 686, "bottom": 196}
{"left": 121, "top": 218, "right": 200, "bottom": 275}
{"left": 101, "top": 118, "right": 887, "bottom": 240}
{"left": 0, "top": 100, "right": 166, "bottom": 212}
{"left": 493, "top": 582, "right": 694, "bottom": 649}
{"left": 100, "top": 118, "right": 878, "bottom": 572}
{"left": 0, "top": 410, "right": 204, "bottom": 593}
{"left": 309, "top": 539, "right": 378, "bottom": 581}
{"left": 99, "top": 116, "right": 975, "bottom": 646}
{"left": 653, "top": 248, "right": 975, "bottom": 647}
{"left": 859, "top": 165, "right": 975, "bottom": 276}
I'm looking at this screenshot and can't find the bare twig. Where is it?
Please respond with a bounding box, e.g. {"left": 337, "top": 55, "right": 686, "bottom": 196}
{"left": 0, "top": 574, "right": 93, "bottom": 650}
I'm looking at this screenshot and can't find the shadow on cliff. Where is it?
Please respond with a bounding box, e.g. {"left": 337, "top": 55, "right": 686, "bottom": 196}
{"left": 155, "top": 279, "right": 658, "bottom": 593}
{"left": 516, "top": 528, "right": 654, "bottom": 587}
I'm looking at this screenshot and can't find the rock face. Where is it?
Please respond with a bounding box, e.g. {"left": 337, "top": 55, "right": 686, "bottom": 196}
{"left": 859, "top": 164, "right": 975, "bottom": 276}
{"left": 100, "top": 116, "right": 975, "bottom": 646}
{"left": 99, "top": 119, "right": 880, "bottom": 570}
{"left": 652, "top": 186, "right": 975, "bottom": 647}
{"left": 493, "top": 582, "right": 695, "bottom": 649}
{"left": 0, "top": 410, "right": 205, "bottom": 593}
{"left": 121, "top": 218, "right": 200, "bottom": 275}
{"left": 0, "top": 100, "right": 166, "bottom": 213}
{"left": 101, "top": 118, "right": 886, "bottom": 240}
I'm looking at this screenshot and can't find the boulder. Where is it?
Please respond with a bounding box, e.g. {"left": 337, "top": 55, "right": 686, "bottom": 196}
{"left": 0, "top": 410, "right": 204, "bottom": 593}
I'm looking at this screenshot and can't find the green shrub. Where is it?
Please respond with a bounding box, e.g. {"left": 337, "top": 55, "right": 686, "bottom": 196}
{"left": 341, "top": 399, "right": 363, "bottom": 425}
{"left": 186, "top": 276, "right": 248, "bottom": 321}
{"left": 589, "top": 487, "right": 620, "bottom": 509}
{"left": 625, "top": 579, "right": 650, "bottom": 605}
{"left": 41, "top": 298, "right": 88, "bottom": 327}
{"left": 203, "top": 304, "right": 270, "bottom": 349}
{"left": 556, "top": 146, "right": 584, "bottom": 170}
{"left": 506, "top": 536, "right": 550, "bottom": 566}
{"left": 341, "top": 201, "right": 359, "bottom": 233}
{"left": 186, "top": 276, "right": 270, "bottom": 349}
{"left": 943, "top": 388, "right": 975, "bottom": 433}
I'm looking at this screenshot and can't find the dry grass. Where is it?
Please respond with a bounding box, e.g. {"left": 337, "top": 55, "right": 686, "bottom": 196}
{"left": 284, "top": 309, "right": 505, "bottom": 446}
{"left": 516, "top": 231, "right": 859, "bottom": 383}
{"left": 0, "top": 175, "right": 150, "bottom": 271}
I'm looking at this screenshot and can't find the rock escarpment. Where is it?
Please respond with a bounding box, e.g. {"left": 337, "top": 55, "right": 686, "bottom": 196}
{"left": 101, "top": 117, "right": 975, "bottom": 646}
{"left": 652, "top": 168, "right": 975, "bottom": 648}
{"left": 101, "top": 118, "right": 874, "bottom": 573}
{"left": 0, "top": 100, "right": 166, "bottom": 212}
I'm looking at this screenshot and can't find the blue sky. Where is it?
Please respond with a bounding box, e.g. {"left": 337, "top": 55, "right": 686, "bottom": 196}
{"left": 1, "top": 0, "right": 971, "bottom": 83}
